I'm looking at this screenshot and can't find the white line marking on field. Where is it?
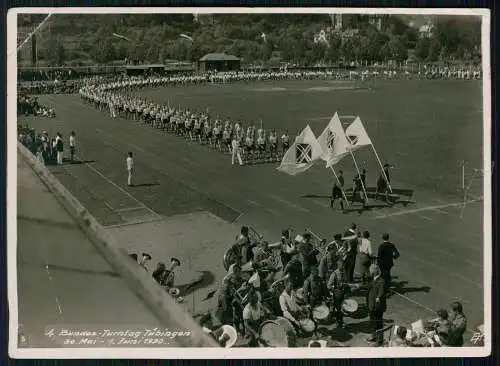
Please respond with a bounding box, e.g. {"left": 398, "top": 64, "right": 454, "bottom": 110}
{"left": 338, "top": 115, "right": 357, "bottom": 118}
{"left": 95, "top": 127, "right": 103, "bottom": 133}
{"left": 431, "top": 208, "right": 450, "bottom": 215}
{"left": 246, "top": 199, "right": 261, "bottom": 206}
{"left": 267, "top": 194, "right": 310, "bottom": 213}
{"left": 419, "top": 215, "right": 433, "bottom": 221}
{"left": 311, "top": 199, "right": 330, "bottom": 208}
{"left": 372, "top": 199, "right": 481, "bottom": 219}
{"left": 129, "top": 143, "right": 146, "bottom": 153}
{"left": 104, "top": 216, "right": 167, "bottom": 229}
{"left": 232, "top": 213, "right": 244, "bottom": 224}
{"left": 81, "top": 159, "right": 162, "bottom": 219}
{"left": 114, "top": 206, "right": 145, "bottom": 213}
{"left": 266, "top": 208, "right": 280, "bottom": 216}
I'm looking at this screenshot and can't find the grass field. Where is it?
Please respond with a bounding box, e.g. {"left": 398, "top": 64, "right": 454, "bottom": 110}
{"left": 137, "top": 79, "right": 484, "bottom": 199}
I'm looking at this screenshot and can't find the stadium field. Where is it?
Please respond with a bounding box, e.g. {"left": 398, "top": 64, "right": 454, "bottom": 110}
{"left": 137, "top": 78, "right": 484, "bottom": 199}
{"left": 29, "top": 78, "right": 485, "bottom": 338}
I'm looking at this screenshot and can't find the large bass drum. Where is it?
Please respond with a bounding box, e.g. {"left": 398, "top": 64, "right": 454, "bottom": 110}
{"left": 258, "top": 317, "right": 297, "bottom": 347}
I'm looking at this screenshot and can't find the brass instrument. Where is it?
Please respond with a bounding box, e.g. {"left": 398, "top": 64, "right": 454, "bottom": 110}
{"left": 304, "top": 228, "right": 328, "bottom": 256}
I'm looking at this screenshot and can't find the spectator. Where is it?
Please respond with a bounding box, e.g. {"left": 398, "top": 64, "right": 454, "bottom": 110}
{"left": 358, "top": 230, "right": 373, "bottom": 283}
{"left": 69, "top": 131, "right": 76, "bottom": 162}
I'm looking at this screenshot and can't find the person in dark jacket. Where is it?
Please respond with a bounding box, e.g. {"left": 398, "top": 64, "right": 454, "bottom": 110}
{"left": 377, "top": 233, "right": 400, "bottom": 294}
{"left": 366, "top": 265, "right": 387, "bottom": 346}
{"left": 449, "top": 302, "right": 467, "bottom": 346}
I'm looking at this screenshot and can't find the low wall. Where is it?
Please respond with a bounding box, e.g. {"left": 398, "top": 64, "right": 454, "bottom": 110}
{"left": 17, "top": 143, "right": 219, "bottom": 348}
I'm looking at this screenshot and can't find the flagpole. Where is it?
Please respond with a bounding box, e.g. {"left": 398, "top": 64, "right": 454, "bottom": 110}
{"left": 329, "top": 166, "right": 350, "bottom": 204}
{"left": 370, "top": 144, "right": 393, "bottom": 193}
{"left": 348, "top": 149, "right": 369, "bottom": 203}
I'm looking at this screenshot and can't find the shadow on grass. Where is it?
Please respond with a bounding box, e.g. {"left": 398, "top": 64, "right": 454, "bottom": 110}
{"left": 177, "top": 271, "right": 215, "bottom": 297}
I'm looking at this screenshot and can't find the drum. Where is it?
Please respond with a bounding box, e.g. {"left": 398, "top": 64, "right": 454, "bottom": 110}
{"left": 341, "top": 299, "right": 359, "bottom": 315}
{"left": 259, "top": 317, "right": 297, "bottom": 347}
{"left": 312, "top": 304, "right": 330, "bottom": 324}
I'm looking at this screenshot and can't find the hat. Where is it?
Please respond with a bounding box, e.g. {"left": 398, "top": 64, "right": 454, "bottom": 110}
{"left": 141, "top": 253, "right": 152, "bottom": 260}
{"left": 171, "top": 257, "right": 181, "bottom": 266}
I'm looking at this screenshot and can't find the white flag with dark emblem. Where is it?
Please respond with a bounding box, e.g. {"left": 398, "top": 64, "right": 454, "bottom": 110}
{"left": 344, "top": 116, "right": 372, "bottom": 152}
{"left": 277, "top": 125, "right": 323, "bottom": 176}
{"left": 317, "top": 112, "right": 351, "bottom": 167}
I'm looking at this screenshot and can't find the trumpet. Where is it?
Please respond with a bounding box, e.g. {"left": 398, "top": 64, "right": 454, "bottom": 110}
{"left": 304, "top": 228, "right": 328, "bottom": 256}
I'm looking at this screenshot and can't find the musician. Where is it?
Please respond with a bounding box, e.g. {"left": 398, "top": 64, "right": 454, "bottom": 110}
{"left": 236, "top": 226, "right": 253, "bottom": 265}
{"left": 358, "top": 231, "right": 374, "bottom": 283}
{"left": 279, "top": 280, "right": 306, "bottom": 329}
{"left": 426, "top": 309, "right": 452, "bottom": 346}
{"left": 279, "top": 230, "right": 296, "bottom": 268}
{"left": 343, "top": 231, "right": 359, "bottom": 284}
{"left": 217, "top": 264, "right": 245, "bottom": 327}
{"left": 298, "top": 241, "right": 319, "bottom": 279}
{"left": 449, "top": 302, "right": 467, "bottom": 347}
{"left": 138, "top": 252, "right": 152, "bottom": 271}
{"left": 318, "top": 238, "right": 340, "bottom": 283}
{"left": 243, "top": 290, "right": 269, "bottom": 346}
{"left": 327, "top": 261, "right": 349, "bottom": 328}
{"left": 284, "top": 254, "right": 305, "bottom": 289}
{"left": 152, "top": 262, "right": 168, "bottom": 286}
{"left": 303, "top": 266, "right": 327, "bottom": 307}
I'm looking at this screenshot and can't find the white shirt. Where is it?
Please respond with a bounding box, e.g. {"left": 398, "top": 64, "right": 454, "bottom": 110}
{"left": 243, "top": 302, "right": 264, "bottom": 321}
{"left": 69, "top": 135, "right": 75, "bottom": 148}
{"left": 126, "top": 156, "right": 134, "bottom": 171}
{"left": 358, "top": 238, "right": 372, "bottom": 256}
{"left": 279, "top": 290, "right": 301, "bottom": 316}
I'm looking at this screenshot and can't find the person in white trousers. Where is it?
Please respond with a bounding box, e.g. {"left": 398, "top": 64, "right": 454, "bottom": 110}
{"left": 69, "top": 131, "right": 76, "bottom": 162}
{"left": 126, "top": 152, "right": 134, "bottom": 186}
{"left": 55, "top": 132, "right": 64, "bottom": 165}
{"left": 231, "top": 137, "right": 243, "bottom": 166}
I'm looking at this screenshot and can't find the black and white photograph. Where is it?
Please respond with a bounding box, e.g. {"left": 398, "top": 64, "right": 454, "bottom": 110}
{"left": 8, "top": 8, "right": 491, "bottom": 358}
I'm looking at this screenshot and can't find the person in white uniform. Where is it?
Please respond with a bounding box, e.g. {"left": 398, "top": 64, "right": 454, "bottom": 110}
{"left": 231, "top": 137, "right": 243, "bottom": 166}
{"left": 126, "top": 151, "right": 134, "bottom": 186}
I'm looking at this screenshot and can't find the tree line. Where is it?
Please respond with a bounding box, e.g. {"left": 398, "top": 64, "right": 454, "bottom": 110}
{"left": 19, "top": 14, "right": 481, "bottom": 67}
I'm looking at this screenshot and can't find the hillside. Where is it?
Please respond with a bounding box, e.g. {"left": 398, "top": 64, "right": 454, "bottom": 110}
{"left": 17, "top": 13, "right": 482, "bottom": 67}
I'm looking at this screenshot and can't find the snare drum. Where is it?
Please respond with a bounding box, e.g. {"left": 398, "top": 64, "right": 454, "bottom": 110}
{"left": 299, "top": 318, "right": 316, "bottom": 333}
{"left": 341, "top": 299, "right": 359, "bottom": 315}
{"left": 259, "top": 317, "right": 297, "bottom": 347}
{"left": 312, "top": 304, "right": 330, "bottom": 324}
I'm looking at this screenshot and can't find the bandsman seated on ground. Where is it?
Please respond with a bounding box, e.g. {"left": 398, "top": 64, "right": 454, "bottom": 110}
{"left": 279, "top": 279, "right": 309, "bottom": 331}
{"left": 283, "top": 253, "right": 305, "bottom": 290}
{"left": 216, "top": 263, "right": 246, "bottom": 330}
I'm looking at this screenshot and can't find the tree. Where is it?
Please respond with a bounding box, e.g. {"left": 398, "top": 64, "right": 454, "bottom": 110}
{"left": 427, "top": 38, "right": 441, "bottom": 62}
{"left": 415, "top": 37, "right": 430, "bottom": 60}
{"left": 325, "top": 34, "right": 341, "bottom": 63}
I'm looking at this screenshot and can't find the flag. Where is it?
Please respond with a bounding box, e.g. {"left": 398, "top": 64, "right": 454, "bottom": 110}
{"left": 277, "top": 125, "right": 323, "bottom": 176}
{"left": 344, "top": 116, "right": 372, "bottom": 152}
{"left": 317, "top": 112, "right": 351, "bottom": 168}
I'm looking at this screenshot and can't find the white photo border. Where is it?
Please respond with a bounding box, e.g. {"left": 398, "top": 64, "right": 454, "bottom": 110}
{"left": 7, "top": 6, "right": 492, "bottom": 359}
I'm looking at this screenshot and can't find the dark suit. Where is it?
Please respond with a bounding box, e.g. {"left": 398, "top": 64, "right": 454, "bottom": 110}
{"left": 367, "top": 276, "right": 387, "bottom": 344}
{"left": 377, "top": 241, "right": 400, "bottom": 293}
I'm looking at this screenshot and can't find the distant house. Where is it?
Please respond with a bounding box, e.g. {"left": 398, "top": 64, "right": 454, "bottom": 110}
{"left": 198, "top": 53, "right": 241, "bottom": 73}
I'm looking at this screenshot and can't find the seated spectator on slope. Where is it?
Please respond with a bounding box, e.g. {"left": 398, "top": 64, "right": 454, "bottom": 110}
{"left": 449, "top": 302, "right": 467, "bottom": 347}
